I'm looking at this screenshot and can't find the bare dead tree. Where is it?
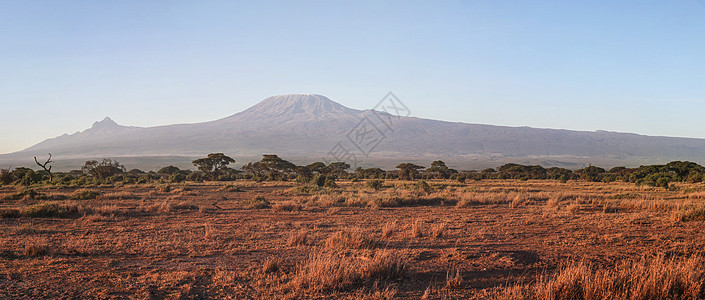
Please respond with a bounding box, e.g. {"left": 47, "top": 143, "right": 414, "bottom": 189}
{"left": 34, "top": 153, "right": 54, "bottom": 181}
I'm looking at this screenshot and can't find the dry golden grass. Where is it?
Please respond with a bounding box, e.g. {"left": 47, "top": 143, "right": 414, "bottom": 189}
{"left": 381, "top": 220, "right": 399, "bottom": 239}
{"left": 1, "top": 179, "right": 705, "bottom": 298}
{"left": 289, "top": 250, "right": 406, "bottom": 293}
{"left": 497, "top": 254, "right": 705, "bottom": 299}
{"left": 324, "top": 229, "right": 376, "bottom": 250}
{"left": 287, "top": 228, "right": 310, "bottom": 247}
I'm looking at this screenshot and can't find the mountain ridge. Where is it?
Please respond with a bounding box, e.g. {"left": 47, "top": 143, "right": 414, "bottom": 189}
{"left": 2, "top": 94, "right": 705, "bottom": 170}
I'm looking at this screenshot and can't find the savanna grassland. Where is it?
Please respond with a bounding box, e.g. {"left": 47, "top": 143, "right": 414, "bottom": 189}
{"left": 2, "top": 179, "right": 705, "bottom": 299}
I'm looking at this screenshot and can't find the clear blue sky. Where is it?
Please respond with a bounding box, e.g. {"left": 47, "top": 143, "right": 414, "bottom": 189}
{"left": 2, "top": 1, "right": 704, "bottom": 154}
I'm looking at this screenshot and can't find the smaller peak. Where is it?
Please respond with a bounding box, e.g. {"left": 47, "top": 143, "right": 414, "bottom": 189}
{"left": 91, "top": 117, "right": 120, "bottom": 129}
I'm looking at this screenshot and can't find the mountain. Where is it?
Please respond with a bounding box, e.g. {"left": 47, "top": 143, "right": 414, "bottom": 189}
{"left": 3, "top": 94, "right": 705, "bottom": 170}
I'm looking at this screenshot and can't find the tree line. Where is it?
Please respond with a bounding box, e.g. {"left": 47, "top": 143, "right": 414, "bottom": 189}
{"left": 1, "top": 153, "right": 704, "bottom": 189}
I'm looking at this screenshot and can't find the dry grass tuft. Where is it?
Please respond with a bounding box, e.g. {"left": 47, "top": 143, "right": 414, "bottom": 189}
{"left": 287, "top": 228, "right": 310, "bottom": 247}
{"left": 410, "top": 219, "right": 425, "bottom": 238}
{"left": 324, "top": 229, "right": 376, "bottom": 250}
{"left": 500, "top": 254, "right": 705, "bottom": 299}
{"left": 24, "top": 239, "right": 50, "bottom": 257}
{"left": 566, "top": 202, "right": 580, "bottom": 214}
{"left": 381, "top": 220, "right": 399, "bottom": 239}
{"left": 99, "top": 191, "right": 139, "bottom": 200}
{"left": 273, "top": 201, "right": 302, "bottom": 212}
{"left": 677, "top": 207, "right": 705, "bottom": 222}
{"left": 445, "top": 269, "right": 463, "bottom": 289}
{"left": 262, "top": 257, "right": 282, "bottom": 274}
{"left": 431, "top": 222, "right": 447, "bottom": 239}
{"left": 244, "top": 196, "right": 270, "bottom": 209}
{"left": 290, "top": 250, "right": 406, "bottom": 292}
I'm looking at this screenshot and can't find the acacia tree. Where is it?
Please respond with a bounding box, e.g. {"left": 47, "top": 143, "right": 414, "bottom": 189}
{"left": 396, "top": 163, "right": 425, "bottom": 181}
{"left": 192, "top": 153, "right": 236, "bottom": 179}
{"left": 327, "top": 162, "right": 351, "bottom": 177}
{"left": 426, "top": 160, "right": 457, "bottom": 179}
{"left": 242, "top": 154, "right": 297, "bottom": 180}
{"left": 82, "top": 159, "right": 126, "bottom": 181}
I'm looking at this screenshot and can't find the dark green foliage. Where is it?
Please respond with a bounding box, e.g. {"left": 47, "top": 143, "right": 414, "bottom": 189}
{"left": 0, "top": 168, "right": 13, "bottom": 185}
{"left": 576, "top": 166, "right": 606, "bottom": 182}
{"left": 426, "top": 160, "right": 457, "bottom": 179}
{"left": 355, "top": 167, "right": 386, "bottom": 179}
{"left": 193, "top": 153, "right": 236, "bottom": 180}
{"left": 186, "top": 171, "right": 207, "bottom": 182}
{"left": 82, "top": 159, "right": 126, "bottom": 181}
{"left": 327, "top": 162, "right": 351, "bottom": 176}
{"left": 157, "top": 165, "right": 181, "bottom": 174}
{"left": 396, "top": 163, "right": 425, "bottom": 180}
{"left": 242, "top": 154, "right": 299, "bottom": 180}
{"left": 498, "top": 164, "right": 548, "bottom": 180}
{"left": 170, "top": 173, "right": 186, "bottom": 183}
{"left": 306, "top": 162, "right": 327, "bottom": 174}
{"left": 311, "top": 174, "right": 338, "bottom": 188}
{"left": 18, "top": 170, "right": 43, "bottom": 186}
{"left": 126, "top": 169, "right": 145, "bottom": 175}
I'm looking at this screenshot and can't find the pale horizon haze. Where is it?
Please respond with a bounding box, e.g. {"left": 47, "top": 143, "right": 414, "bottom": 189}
{"left": 2, "top": 1, "right": 704, "bottom": 154}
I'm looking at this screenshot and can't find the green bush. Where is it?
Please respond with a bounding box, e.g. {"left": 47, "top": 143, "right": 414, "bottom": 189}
{"left": 170, "top": 173, "right": 186, "bottom": 183}
{"left": 18, "top": 170, "right": 43, "bottom": 186}
{"left": 311, "top": 174, "right": 338, "bottom": 188}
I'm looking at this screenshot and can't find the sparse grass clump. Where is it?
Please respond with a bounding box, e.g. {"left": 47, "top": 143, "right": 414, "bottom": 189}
{"left": 446, "top": 269, "right": 463, "bottom": 289}
{"left": 678, "top": 207, "right": 705, "bottom": 222}
{"left": 608, "top": 192, "right": 641, "bottom": 199}
{"left": 23, "top": 202, "right": 85, "bottom": 218}
{"left": 172, "top": 201, "right": 199, "bottom": 210}
{"left": 24, "top": 242, "right": 50, "bottom": 257}
{"left": 273, "top": 201, "right": 302, "bottom": 212}
{"left": 217, "top": 184, "right": 244, "bottom": 192}
{"left": 430, "top": 222, "right": 446, "bottom": 239}
{"left": 410, "top": 220, "right": 425, "bottom": 238}
{"left": 3, "top": 189, "right": 47, "bottom": 200}
{"left": 499, "top": 255, "right": 705, "bottom": 299}
{"left": 244, "top": 196, "right": 270, "bottom": 209}
{"left": 324, "top": 229, "right": 376, "bottom": 250}
{"left": 291, "top": 251, "right": 406, "bottom": 292}
{"left": 566, "top": 202, "right": 580, "bottom": 214}
{"left": 69, "top": 189, "right": 101, "bottom": 200}
{"left": 381, "top": 220, "right": 399, "bottom": 239}
{"left": 287, "top": 228, "right": 310, "bottom": 247}
{"left": 262, "top": 257, "right": 282, "bottom": 274}
{"left": 99, "top": 191, "right": 139, "bottom": 200}
{"left": 366, "top": 179, "right": 384, "bottom": 191}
